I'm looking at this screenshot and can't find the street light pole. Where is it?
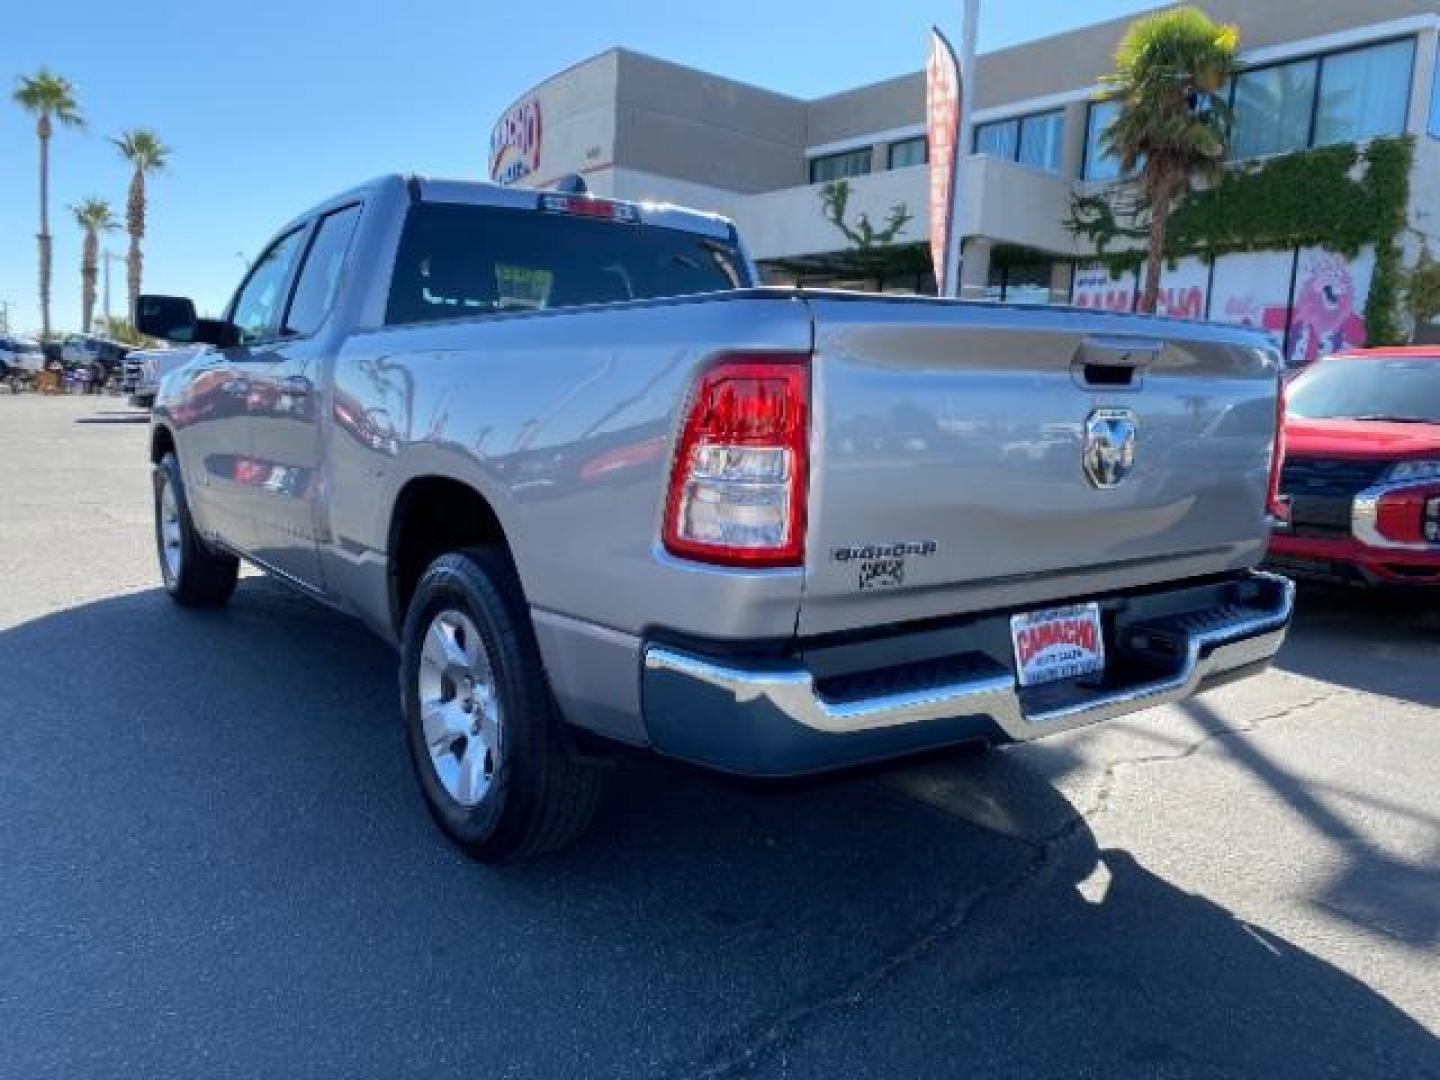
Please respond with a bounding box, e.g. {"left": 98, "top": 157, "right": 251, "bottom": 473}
{"left": 945, "top": 0, "right": 979, "bottom": 298}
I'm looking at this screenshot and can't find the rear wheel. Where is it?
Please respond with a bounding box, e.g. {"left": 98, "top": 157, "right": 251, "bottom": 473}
{"left": 153, "top": 452, "right": 239, "bottom": 607}
{"left": 400, "top": 548, "right": 605, "bottom": 862}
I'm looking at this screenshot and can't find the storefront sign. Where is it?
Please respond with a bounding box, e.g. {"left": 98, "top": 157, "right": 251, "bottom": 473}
{"left": 490, "top": 99, "right": 542, "bottom": 185}
{"left": 1072, "top": 263, "right": 1136, "bottom": 312}
{"left": 1075, "top": 247, "right": 1375, "bottom": 361}
{"left": 1155, "top": 256, "right": 1210, "bottom": 321}
{"left": 926, "top": 28, "right": 962, "bottom": 296}
{"left": 1072, "top": 258, "right": 1209, "bottom": 318}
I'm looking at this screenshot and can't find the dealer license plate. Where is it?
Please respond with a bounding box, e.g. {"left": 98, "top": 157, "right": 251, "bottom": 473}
{"left": 1010, "top": 603, "right": 1106, "bottom": 688}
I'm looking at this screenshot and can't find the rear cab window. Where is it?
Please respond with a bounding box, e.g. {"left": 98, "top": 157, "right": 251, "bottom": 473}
{"left": 285, "top": 204, "right": 363, "bottom": 337}
{"left": 384, "top": 202, "right": 748, "bottom": 326}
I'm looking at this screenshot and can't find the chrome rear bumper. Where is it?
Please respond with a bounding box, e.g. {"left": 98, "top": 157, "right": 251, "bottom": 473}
{"left": 641, "top": 571, "right": 1294, "bottom": 776}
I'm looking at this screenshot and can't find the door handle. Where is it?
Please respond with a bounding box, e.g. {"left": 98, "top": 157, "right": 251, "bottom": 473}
{"left": 1072, "top": 336, "right": 1162, "bottom": 390}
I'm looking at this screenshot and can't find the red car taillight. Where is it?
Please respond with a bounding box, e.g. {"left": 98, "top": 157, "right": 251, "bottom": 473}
{"left": 1267, "top": 375, "right": 1290, "bottom": 523}
{"left": 538, "top": 193, "right": 639, "bottom": 222}
{"left": 663, "top": 353, "right": 810, "bottom": 567}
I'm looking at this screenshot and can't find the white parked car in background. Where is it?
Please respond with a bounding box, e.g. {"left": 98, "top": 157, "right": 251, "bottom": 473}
{"left": 123, "top": 345, "right": 201, "bottom": 408}
{"left": 0, "top": 335, "right": 45, "bottom": 375}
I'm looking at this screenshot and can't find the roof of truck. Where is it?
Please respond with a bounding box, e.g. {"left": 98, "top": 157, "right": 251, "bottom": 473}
{"left": 409, "top": 175, "right": 737, "bottom": 240}
{"left": 279, "top": 174, "right": 737, "bottom": 243}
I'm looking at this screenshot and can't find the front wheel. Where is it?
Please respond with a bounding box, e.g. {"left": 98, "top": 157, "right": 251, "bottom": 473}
{"left": 153, "top": 452, "right": 239, "bottom": 607}
{"left": 400, "top": 548, "right": 605, "bottom": 862}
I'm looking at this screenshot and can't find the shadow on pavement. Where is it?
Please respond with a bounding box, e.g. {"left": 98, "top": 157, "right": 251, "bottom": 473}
{"left": 2, "top": 582, "right": 1436, "bottom": 1078}
{"left": 1278, "top": 582, "right": 1440, "bottom": 707}
{"left": 1184, "top": 694, "right": 1440, "bottom": 950}
{"left": 73, "top": 413, "right": 150, "bottom": 424}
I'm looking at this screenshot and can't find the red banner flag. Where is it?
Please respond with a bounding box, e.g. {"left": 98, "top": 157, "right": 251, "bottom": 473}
{"left": 926, "top": 27, "right": 963, "bottom": 296}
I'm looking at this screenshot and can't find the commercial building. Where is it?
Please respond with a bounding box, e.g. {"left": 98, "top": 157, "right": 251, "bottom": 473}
{"left": 490, "top": 1, "right": 1440, "bottom": 358}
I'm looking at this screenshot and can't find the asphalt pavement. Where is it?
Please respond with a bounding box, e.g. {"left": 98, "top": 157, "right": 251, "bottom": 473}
{"left": 2, "top": 394, "right": 1437, "bottom": 1078}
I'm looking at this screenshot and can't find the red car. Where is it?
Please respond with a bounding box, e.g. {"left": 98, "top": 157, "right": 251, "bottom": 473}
{"left": 1268, "top": 347, "right": 1440, "bottom": 587}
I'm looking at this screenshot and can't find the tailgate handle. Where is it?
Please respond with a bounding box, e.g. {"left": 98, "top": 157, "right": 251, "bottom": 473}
{"left": 1072, "top": 337, "right": 1162, "bottom": 390}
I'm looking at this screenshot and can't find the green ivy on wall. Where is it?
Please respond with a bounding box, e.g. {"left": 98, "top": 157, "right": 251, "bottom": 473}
{"left": 818, "top": 179, "right": 914, "bottom": 250}
{"left": 1068, "top": 136, "right": 1414, "bottom": 344}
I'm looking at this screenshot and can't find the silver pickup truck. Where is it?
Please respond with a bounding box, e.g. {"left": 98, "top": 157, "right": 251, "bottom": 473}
{"left": 137, "top": 174, "right": 1293, "bottom": 861}
{"left": 123, "top": 345, "right": 201, "bottom": 409}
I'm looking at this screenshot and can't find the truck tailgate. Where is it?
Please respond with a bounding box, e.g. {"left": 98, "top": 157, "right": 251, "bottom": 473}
{"left": 799, "top": 294, "right": 1279, "bottom": 637}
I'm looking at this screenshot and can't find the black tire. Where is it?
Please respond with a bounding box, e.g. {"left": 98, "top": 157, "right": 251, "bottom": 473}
{"left": 153, "top": 452, "right": 239, "bottom": 608}
{"left": 400, "top": 547, "right": 605, "bottom": 862}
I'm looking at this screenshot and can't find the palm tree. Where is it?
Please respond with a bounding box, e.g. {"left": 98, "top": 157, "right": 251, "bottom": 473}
{"left": 1099, "top": 7, "right": 1239, "bottom": 312}
{"left": 72, "top": 198, "right": 118, "bottom": 333}
{"left": 13, "top": 70, "right": 84, "bottom": 341}
{"left": 112, "top": 128, "right": 171, "bottom": 320}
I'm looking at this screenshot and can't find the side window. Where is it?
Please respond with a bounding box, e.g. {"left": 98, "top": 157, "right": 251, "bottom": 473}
{"left": 230, "top": 228, "right": 306, "bottom": 345}
{"left": 285, "top": 205, "right": 363, "bottom": 337}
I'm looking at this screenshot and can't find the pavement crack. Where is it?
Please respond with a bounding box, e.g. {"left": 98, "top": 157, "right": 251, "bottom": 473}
{"left": 661, "top": 846, "right": 1045, "bottom": 1079}
{"left": 670, "top": 690, "right": 1352, "bottom": 1077}
{"left": 1062, "top": 688, "right": 1346, "bottom": 833}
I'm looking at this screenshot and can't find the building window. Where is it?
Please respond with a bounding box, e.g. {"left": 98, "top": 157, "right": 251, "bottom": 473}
{"left": 975, "top": 118, "right": 1019, "bottom": 160}
{"left": 1230, "top": 58, "right": 1317, "bottom": 159}
{"left": 887, "top": 136, "right": 927, "bottom": 169}
{"left": 986, "top": 260, "right": 1055, "bottom": 304}
{"left": 809, "top": 148, "right": 873, "bottom": 183}
{"left": 975, "top": 109, "right": 1064, "bottom": 174}
{"left": 1083, "top": 100, "right": 1124, "bottom": 181}
{"left": 1432, "top": 47, "right": 1440, "bottom": 139}
{"left": 1313, "top": 38, "right": 1414, "bottom": 147}
{"left": 1229, "top": 37, "right": 1415, "bottom": 160}
{"left": 1018, "top": 110, "right": 1065, "bottom": 172}
{"left": 1085, "top": 37, "right": 1418, "bottom": 177}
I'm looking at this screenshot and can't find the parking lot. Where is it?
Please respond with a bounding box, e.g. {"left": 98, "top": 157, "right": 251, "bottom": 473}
{"left": 2, "top": 393, "right": 1437, "bottom": 1078}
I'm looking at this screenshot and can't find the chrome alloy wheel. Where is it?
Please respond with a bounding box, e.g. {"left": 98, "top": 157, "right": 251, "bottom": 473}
{"left": 159, "top": 475, "right": 183, "bottom": 583}
{"left": 417, "top": 609, "right": 503, "bottom": 807}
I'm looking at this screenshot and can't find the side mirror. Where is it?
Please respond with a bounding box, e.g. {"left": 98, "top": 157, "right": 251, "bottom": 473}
{"left": 135, "top": 294, "right": 239, "bottom": 348}
{"left": 135, "top": 294, "right": 197, "bottom": 341}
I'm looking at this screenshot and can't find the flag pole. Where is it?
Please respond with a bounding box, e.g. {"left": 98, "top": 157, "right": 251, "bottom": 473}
{"left": 945, "top": 0, "right": 978, "bottom": 298}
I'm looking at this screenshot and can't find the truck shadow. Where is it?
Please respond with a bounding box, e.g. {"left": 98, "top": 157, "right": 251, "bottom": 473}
{"left": 73, "top": 414, "right": 150, "bottom": 424}
{"left": 1276, "top": 581, "right": 1440, "bottom": 707}
{"left": 1182, "top": 696, "right": 1440, "bottom": 950}
{"left": 2, "top": 581, "right": 1436, "bottom": 1077}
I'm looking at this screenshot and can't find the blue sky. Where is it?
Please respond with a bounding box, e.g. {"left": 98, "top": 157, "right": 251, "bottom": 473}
{"left": 1, "top": 0, "right": 1158, "bottom": 335}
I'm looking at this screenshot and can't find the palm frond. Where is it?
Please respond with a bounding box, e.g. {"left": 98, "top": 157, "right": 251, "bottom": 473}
{"left": 13, "top": 68, "right": 84, "bottom": 127}
{"left": 112, "top": 127, "right": 172, "bottom": 172}
{"left": 1095, "top": 6, "right": 1239, "bottom": 188}
{"left": 1091, "top": 6, "right": 1240, "bottom": 311}
{"left": 71, "top": 197, "right": 118, "bottom": 233}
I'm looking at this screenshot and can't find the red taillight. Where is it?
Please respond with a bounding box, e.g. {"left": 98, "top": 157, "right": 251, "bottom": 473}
{"left": 1267, "top": 375, "right": 1289, "bottom": 523}
{"left": 663, "top": 353, "right": 810, "bottom": 567}
{"left": 538, "top": 193, "right": 639, "bottom": 222}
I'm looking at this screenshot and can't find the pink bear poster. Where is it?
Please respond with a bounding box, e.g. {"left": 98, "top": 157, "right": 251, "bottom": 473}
{"left": 1287, "top": 247, "right": 1374, "bottom": 364}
